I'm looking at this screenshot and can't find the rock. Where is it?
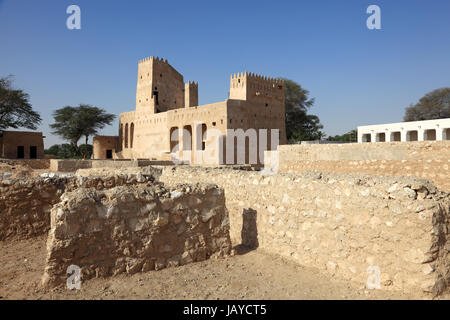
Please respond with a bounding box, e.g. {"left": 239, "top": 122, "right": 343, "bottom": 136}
{"left": 153, "top": 212, "right": 169, "bottom": 227}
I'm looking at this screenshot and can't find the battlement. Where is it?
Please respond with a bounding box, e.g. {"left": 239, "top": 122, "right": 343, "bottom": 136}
{"left": 138, "top": 56, "right": 169, "bottom": 65}
{"left": 185, "top": 80, "right": 198, "bottom": 87}
{"left": 229, "top": 71, "right": 284, "bottom": 101}
{"left": 230, "top": 72, "right": 284, "bottom": 85}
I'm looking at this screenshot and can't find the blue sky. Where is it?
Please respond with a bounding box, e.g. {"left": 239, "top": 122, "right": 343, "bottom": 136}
{"left": 1, "top": 0, "right": 449, "bottom": 146}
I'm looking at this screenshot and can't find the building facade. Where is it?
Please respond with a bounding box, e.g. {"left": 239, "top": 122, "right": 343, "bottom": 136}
{"left": 358, "top": 118, "right": 450, "bottom": 143}
{"left": 0, "top": 131, "right": 44, "bottom": 159}
{"left": 94, "top": 57, "right": 287, "bottom": 165}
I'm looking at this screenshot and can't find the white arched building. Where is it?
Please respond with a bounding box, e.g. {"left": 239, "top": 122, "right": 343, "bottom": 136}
{"left": 358, "top": 118, "right": 450, "bottom": 143}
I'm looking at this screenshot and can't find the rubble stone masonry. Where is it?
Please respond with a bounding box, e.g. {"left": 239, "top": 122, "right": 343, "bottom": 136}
{"left": 160, "top": 166, "right": 450, "bottom": 295}
{"left": 41, "top": 183, "right": 231, "bottom": 288}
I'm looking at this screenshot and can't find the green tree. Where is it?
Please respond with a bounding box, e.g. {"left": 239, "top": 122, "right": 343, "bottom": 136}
{"left": 50, "top": 104, "right": 115, "bottom": 159}
{"left": 327, "top": 129, "right": 357, "bottom": 142}
{"left": 283, "top": 79, "right": 324, "bottom": 143}
{"left": 404, "top": 88, "right": 450, "bottom": 121}
{"left": 0, "top": 76, "right": 42, "bottom": 130}
{"left": 45, "top": 143, "right": 93, "bottom": 159}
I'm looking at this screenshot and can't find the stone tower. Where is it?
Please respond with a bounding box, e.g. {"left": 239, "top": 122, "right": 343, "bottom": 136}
{"left": 136, "top": 56, "right": 185, "bottom": 113}
{"left": 229, "top": 72, "right": 285, "bottom": 105}
{"left": 184, "top": 81, "right": 198, "bottom": 108}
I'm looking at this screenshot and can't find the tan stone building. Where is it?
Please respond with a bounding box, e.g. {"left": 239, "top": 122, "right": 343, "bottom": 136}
{"left": 0, "top": 131, "right": 44, "bottom": 159}
{"left": 94, "top": 57, "right": 286, "bottom": 165}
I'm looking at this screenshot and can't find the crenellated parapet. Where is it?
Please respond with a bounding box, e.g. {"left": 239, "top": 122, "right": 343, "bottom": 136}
{"left": 229, "top": 71, "right": 284, "bottom": 102}
{"left": 138, "top": 56, "right": 169, "bottom": 65}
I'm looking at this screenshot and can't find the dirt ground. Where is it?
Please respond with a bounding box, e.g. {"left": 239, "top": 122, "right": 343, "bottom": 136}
{"left": 1, "top": 236, "right": 447, "bottom": 300}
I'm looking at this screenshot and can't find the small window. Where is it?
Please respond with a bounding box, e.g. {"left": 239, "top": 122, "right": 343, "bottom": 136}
{"left": 160, "top": 74, "right": 162, "bottom": 77}
{"left": 230, "top": 119, "right": 232, "bottom": 124}
{"left": 265, "top": 103, "right": 269, "bottom": 107}
{"left": 212, "top": 122, "right": 216, "bottom": 126}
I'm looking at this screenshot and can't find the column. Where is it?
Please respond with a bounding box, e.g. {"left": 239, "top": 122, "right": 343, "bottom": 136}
{"left": 401, "top": 130, "right": 407, "bottom": 142}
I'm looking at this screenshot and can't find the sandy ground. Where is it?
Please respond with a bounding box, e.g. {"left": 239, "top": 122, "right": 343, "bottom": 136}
{"left": 1, "top": 236, "right": 445, "bottom": 300}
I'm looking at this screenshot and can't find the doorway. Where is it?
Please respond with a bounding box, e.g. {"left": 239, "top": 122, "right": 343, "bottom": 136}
{"left": 30, "top": 146, "right": 37, "bottom": 159}
{"left": 17, "top": 146, "right": 25, "bottom": 159}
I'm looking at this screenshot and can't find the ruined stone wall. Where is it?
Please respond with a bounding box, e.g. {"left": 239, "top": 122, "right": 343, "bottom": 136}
{"left": 42, "top": 183, "right": 231, "bottom": 288}
{"left": 0, "top": 173, "right": 156, "bottom": 240}
{"left": 272, "top": 159, "right": 450, "bottom": 192}
{"left": 160, "top": 167, "right": 450, "bottom": 295}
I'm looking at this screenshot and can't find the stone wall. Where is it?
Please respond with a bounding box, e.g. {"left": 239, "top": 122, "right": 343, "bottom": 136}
{"left": 0, "top": 159, "right": 50, "bottom": 170}
{"left": 265, "top": 141, "right": 450, "bottom": 191}
{"left": 271, "top": 159, "right": 450, "bottom": 192}
{"left": 159, "top": 166, "right": 450, "bottom": 295}
{"left": 50, "top": 159, "right": 173, "bottom": 172}
{"left": 41, "top": 183, "right": 231, "bottom": 288}
{"left": 274, "top": 141, "right": 450, "bottom": 161}
{"left": 0, "top": 173, "right": 156, "bottom": 241}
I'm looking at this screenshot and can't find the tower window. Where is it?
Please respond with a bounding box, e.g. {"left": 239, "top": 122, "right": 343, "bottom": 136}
{"left": 160, "top": 74, "right": 162, "bottom": 78}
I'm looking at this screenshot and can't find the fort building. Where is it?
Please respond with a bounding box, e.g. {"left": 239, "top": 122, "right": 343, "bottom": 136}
{"left": 0, "top": 131, "right": 44, "bottom": 159}
{"left": 358, "top": 118, "right": 450, "bottom": 143}
{"left": 93, "top": 56, "right": 287, "bottom": 165}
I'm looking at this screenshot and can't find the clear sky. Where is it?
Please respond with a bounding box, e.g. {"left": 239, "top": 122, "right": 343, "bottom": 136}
{"left": 1, "top": 0, "right": 449, "bottom": 146}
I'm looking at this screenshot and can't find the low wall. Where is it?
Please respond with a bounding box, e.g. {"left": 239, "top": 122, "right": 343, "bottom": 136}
{"left": 0, "top": 159, "right": 50, "bottom": 170}
{"left": 160, "top": 167, "right": 450, "bottom": 295}
{"left": 265, "top": 141, "right": 450, "bottom": 192}
{"left": 42, "top": 183, "right": 231, "bottom": 288}
{"left": 270, "top": 159, "right": 450, "bottom": 192}
{"left": 0, "top": 173, "right": 157, "bottom": 241}
{"left": 274, "top": 141, "right": 450, "bottom": 161}
{"left": 50, "top": 159, "right": 174, "bottom": 172}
